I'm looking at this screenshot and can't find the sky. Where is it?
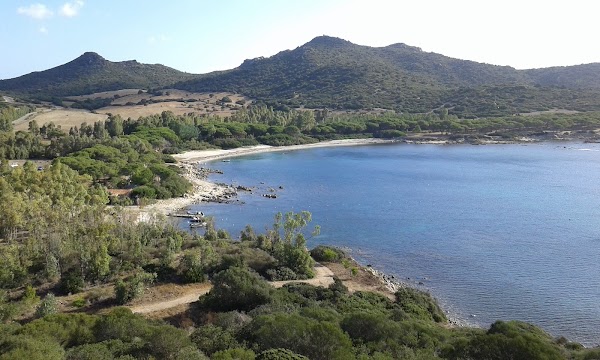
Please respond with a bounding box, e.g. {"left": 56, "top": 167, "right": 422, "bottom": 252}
{"left": 1, "top": 0, "right": 599, "bottom": 80}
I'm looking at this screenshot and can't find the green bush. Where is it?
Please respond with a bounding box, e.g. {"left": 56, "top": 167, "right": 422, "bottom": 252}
{"left": 257, "top": 348, "right": 308, "bottom": 360}
{"left": 202, "top": 267, "right": 273, "bottom": 312}
{"left": 71, "top": 298, "right": 86, "bottom": 308}
{"left": 244, "top": 313, "right": 353, "bottom": 360}
{"left": 190, "top": 324, "right": 239, "bottom": 356}
{"left": 0, "top": 335, "right": 65, "bottom": 360}
{"left": 266, "top": 267, "right": 297, "bottom": 281}
{"left": 114, "top": 270, "right": 156, "bottom": 305}
{"left": 35, "top": 293, "right": 57, "bottom": 318}
{"left": 310, "top": 246, "right": 345, "bottom": 263}
{"left": 59, "top": 270, "right": 85, "bottom": 295}
{"left": 394, "top": 288, "right": 447, "bottom": 323}
{"left": 444, "top": 320, "right": 564, "bottom": 360}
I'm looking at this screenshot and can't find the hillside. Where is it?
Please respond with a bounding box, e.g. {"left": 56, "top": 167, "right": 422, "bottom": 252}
{"left": 0, "top": 52, "right": 194, "bottom": 99}
{"left": 3, "top": 37, "right": 600, "bottom": 117}
{"left": 176, "top": 36, "right": 600, "bottom": 117}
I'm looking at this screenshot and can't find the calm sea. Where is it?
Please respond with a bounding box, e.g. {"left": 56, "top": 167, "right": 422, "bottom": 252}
{"left": 186, "top": 142, "right": 600, "bottom": 346}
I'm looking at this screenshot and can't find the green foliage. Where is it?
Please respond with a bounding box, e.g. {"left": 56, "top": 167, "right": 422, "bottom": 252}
{"left": 146, "top": 325, "right": 196, "bottom": 360}
{"left": 244, "top": 313, "right": 354, "bottom": 360}
{"left": 443, "top": 320, "right": 565, "bottom": 360}
{"left": 179, "top": 251, "right": 207, "bottom": 283}
{"left": 0, "top": 52, "right": 194, "bottom": 99}
{"left": 395, "top": 288, "right": 447, "bottom": 323}
{"left": 35, "top": 293, "right": 57, "bottom": 318}
{"left": 66, "top": 343, "right": 113, "bottom": 360}
{"left": 257, "top": 348, "right": 308, "bottom": 360}
{"left": 310, "top": 245, "right": 345, "bottom": 263}
{"left": 203, "top": 266, "right": 273, "bottom": 312}
{"left": 114, "top": 270, "right": 156, "bottom": 305}
{"left": 175, "top": 36, "right": 600, "bottom": 116}
{"left": 0, "top": 105, "right": 35, "bottom": 132}
{"left": 0, "top": 335, "right": 65, "bottom": 360}
{"left": 59, "top": 270, "right": 85, "bottom": 295}
{"left": 212, "top": 348, "right": 256, "bottom": 360}
{"left": 0, "top": 290, "right": 19, "bottom": 323}
{"left": 190, "top": 324, "right": 240, "bottom": 356}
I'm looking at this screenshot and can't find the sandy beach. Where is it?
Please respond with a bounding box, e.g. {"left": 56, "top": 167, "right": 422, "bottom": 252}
{"left": 172, "top": 138, "right": 394, "bottom": 163}
{"left": 137, "top": 139, "right": 395, "bottom": 219}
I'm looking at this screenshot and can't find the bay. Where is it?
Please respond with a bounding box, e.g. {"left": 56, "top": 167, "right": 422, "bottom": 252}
{"left": 187, "top": 142, "right": 600, "bottom": 346}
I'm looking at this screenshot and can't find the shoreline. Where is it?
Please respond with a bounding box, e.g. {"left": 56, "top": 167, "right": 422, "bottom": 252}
{"left": 137, "top": 139, "right": 396, "bottom": 218}
{"left": 171, "top": 138, "right": 396, "bottom": 163}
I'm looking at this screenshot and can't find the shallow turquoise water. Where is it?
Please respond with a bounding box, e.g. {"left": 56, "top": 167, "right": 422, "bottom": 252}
{"left": 188, "top": 142, "right": 600, "bottom": 346}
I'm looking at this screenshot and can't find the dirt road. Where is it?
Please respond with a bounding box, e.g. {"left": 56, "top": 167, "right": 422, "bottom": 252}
{"left": 128, "top": 264, "right": 335, "bottom": 314}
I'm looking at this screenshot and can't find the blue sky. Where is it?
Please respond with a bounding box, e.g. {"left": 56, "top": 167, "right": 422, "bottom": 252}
{"left": 1, "top": 0, "right": 598, "bottom": 79}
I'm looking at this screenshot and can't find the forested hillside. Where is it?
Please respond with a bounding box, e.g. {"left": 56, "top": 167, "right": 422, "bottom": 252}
{"left": 3, "top": 36, "right": 600, "bottom": 117}
{"left": 175, "top": 36, "right": 600, "bottom": 116}
{"left": 0, "top": 52, "right": 194, "bottom": 100}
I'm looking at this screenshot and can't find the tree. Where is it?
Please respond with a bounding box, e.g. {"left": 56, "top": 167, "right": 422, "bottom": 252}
{"left": 105, "top": 115, "right": 124, "bottom": 137}
{"left": 28, "top": 120, "right": 40, "bottom": 136}
{"left": 35, "top": 293, "right": 57, "bottom": 318}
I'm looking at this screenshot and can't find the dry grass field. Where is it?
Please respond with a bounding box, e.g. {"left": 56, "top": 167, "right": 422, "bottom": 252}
{"left": 13, "top": 109, "right": 108, "bottom": 131}
{"left": 97, "top": 90, "right": 252, "bottom": 119}
{"left": 11, "top": 90, "right": 253, "bottom": 132}
{"left": 64, "top": 89, "right": 143, "bottom": 101}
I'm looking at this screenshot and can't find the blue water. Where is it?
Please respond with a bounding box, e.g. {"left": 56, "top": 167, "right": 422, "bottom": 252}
{"left": 187, "top": 142, "right": 600, "bottom": 346}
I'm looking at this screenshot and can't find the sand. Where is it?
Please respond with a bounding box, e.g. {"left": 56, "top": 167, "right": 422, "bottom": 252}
{"left": 172, "top": 138, "right": 394, "bottom": 163}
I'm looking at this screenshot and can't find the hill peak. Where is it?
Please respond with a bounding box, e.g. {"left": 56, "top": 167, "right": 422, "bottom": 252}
{"left": 72, "top": 52, "right": 107, "bottom": 66}
{"left": 304, "top": 35, "right": 352, "bottom": 48}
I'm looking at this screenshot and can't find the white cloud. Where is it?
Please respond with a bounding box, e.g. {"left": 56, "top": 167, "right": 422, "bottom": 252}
{"left": 60, "top": 1, "right": 84, "bottom": 17}
{"left": 39, "top": 26, "right": 48, "bottom": 34}
{"left": 17, "top": 3, "right": 53, "bottom": 19}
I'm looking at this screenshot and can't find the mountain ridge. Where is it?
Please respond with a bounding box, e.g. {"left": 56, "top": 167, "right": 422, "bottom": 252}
{"left": 2, "top": 35, "right": 600, "bottom": 117}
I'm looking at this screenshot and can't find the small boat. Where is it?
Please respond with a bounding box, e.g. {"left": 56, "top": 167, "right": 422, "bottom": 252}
{"left": 189, "top": 222, "right": 206, "bottom": 228}
{"left": 222, "top": 159, "right": 231, "bottom": 162}
{"left": 189, "top": 216, "right": 204, "bottom": 222}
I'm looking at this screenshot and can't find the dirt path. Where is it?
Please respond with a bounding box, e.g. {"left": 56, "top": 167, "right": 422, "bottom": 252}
{"left": 128, "top": 263, "right": 335, "bottom": 314}
{"left": 128, "top": 283, "right": 212, "bottom": 314}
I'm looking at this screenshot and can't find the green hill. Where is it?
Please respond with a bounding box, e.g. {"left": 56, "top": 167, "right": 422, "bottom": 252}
{"left": 176, "top": 36, "right": 600, "bottom": 117}
{"left": 3, "top": 37, "right": 600, "bottom": 117}
{"left": 0, "top": 52, "right": 194, "bottom": 99}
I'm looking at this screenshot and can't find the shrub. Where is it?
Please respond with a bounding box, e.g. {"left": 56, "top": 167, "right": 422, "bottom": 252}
{"left": 394, "top": 288, "right": 447, "bottom": 323}
{"left": 35, "top": 293, "right": 58, "bottom": 318}
{"left": 266, "top": 267, "right": 297, "bottom": 281}
{"left": 178, "top": 252, "right": 206, "bottom": 283}
{"left": 202, "top": 266, "right": 273, "bottom": 312}
{"left": 131, "top": 185, "right": 156, "bottom": 199}
{"left": 59, "top": 270, "right": 85, "bottom": 295}
{"left": 0, "top": 335, "right": 65, "bottom": 360}
{"left": 213, "top": 348, "right": 255, "bottom": 360}
{"left": 310, "top": 246, "right": 345, "bottom": 263}
{"left": 190, "top": 324, "right": 239, "bottom": 355}
{"left": 71, "top": 298, "right": 86, "bottom": 308}
{"left": 244, "top": 313, "right": 353, "bottom": 360}
{"left": 257, "top": 348, "right": 308, "bottom": 360}
{"left": 114, "top": 270, "right": 156, "bottom": 305}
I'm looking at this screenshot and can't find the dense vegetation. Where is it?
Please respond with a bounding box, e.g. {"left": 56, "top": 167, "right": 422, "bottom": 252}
{"left": 0, "top": 102, "right": 35, "bottom": 132}
{"left": 0, "top": 52, "right": 194, "bottom": 99}
{"left": 4, "top": 37, "right": 600, "bottom": 117}
{"left": 175, "top": 36, "right": 600, "bottom": 117}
